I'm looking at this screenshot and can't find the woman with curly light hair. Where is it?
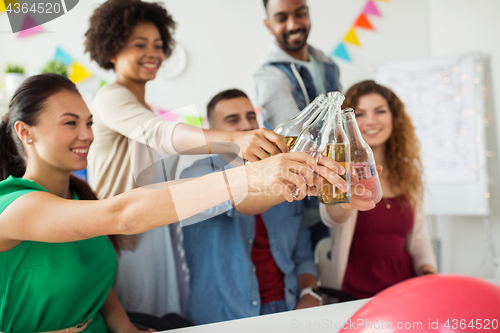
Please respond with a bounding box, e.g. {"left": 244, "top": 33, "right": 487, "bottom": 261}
{"left": 320, "top": 80, "right": 437, "bottom": 300}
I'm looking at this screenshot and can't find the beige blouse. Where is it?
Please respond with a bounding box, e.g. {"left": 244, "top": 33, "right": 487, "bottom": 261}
{"left": 88, "top": 83, "right": 179, "bottom": 248}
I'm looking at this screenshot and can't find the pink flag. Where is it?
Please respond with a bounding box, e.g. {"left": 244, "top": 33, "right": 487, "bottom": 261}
{"left": 17, "top": 15, "right": 44, "bottom": 38}
{"left": 362, "top": 0, "right": 381, "bottom": 17}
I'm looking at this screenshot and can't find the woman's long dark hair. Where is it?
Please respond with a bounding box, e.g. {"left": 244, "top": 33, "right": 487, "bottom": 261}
{"left": 0, "top": 74, "right": 119, "bottom": 251}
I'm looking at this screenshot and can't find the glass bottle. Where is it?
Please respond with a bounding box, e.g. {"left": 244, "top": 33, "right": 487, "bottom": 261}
{"left": 342, "top": 108, "right": 383, "bottom": 203}
{"left": 274, "top": 94, "right": 327, "bottom": 150}
{"left": 319, "top": 96, "right": 351, "bottom": 205}
{"left": 290, "top": 92, "right": 346, "bottom": 198}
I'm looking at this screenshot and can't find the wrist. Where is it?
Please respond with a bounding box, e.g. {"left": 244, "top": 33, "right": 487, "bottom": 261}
{"left": 225, "top": 130, "right": 236, "bottom": 144}
{"left": 299, "top": 287, "right": 323, "bottom": 305}
{"left": 224, "top": 166, "right": 250, "bottom": 200}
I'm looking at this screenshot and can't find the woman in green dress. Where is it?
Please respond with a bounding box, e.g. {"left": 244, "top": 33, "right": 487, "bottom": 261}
{"left": 0, "top": 74, "right": 347, "bottom": 332}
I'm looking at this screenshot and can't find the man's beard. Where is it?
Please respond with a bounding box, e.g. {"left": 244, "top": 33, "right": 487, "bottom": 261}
{"left": 278, "top": 27, "right": 309, "bottom": 52}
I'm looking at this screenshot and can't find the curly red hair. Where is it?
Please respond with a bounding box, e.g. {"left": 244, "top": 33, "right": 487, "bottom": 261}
{"left": 343, "top": 80, "right": 424, "bottom": 207}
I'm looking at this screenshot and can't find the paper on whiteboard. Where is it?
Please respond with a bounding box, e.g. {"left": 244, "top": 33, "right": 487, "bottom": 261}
{"left": 375, "top": 55, "right": 479, "bottom": 184}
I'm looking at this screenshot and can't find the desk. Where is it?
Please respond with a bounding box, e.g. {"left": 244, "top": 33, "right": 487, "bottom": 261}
{"left": 167, "top": 299, "right": 370, "bottom": 333}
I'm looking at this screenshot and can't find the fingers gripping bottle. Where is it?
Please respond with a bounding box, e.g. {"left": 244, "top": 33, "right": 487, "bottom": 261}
{"left": 291, "top": 92, "right": 347, "bottom": 198}
{"left": 274, "top": 94, "right": 328, "bottom": 150}
{"left": 319, "top": 94, "right": 351, "bottom": 205}
{"left": 342, "top": 108, "right": 383, "bottom": 203}
{"left": 245, "top": 95, "right": 328, "bottom": 165}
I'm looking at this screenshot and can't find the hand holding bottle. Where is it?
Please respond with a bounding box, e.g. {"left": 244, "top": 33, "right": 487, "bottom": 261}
{"left": 230, "top": 128, "right": 289, "bottom": 162}
{"left": 312, "top": 155, "right": 351, "bottom": 197}
{"left": 243, "top": 152, "right": 318, "bottom": 202}
{"left": 338, "top": 165, "right": 384, "bottom": 211}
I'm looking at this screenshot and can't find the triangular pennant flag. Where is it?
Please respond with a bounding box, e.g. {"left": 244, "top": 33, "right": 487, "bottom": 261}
{"left": 354, "top": 14, "right": 374, "bottom": 30}
{"left": 100, "top": 80, "right": 107, "bottom": 87}
{"left": 54, "top": 47, "right": 74, "bottom": 66}
{"left": 20, "top": 14, "right": 38, "bottom": 31}
{"left": 363, "top": 0, "right": 382, "bottom": 16}
{"left": 2, "top": 0, "right": 20, "bottom": 13}
{"left": 17, "top": 15, "right": 44, "bottom": 38}
{"left": 332, "top": 43, "right": 351, "bottom": 62}
{"left": 69, "top": 62, "right": 93, "bottom": 83}
{"left": 344, "top": 28, "right": 361, "bottom": 47}
{"left": 375, "top": 0, "right": 389, "bottom": 2}
{"left": 1, "top": 0, "right": 19, "bottom": 13}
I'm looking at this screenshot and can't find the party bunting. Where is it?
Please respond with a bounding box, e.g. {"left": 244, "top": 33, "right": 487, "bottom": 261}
{"left": 332, "top": 43, "right": 351, "bottom": 62}
{"left": 54, "top": 47, "right": 74, "bottom": 66}
{"left": 331, "top": 0, "right": 388, "bottom": 62}
{"left": 0, "top": 1, "right": 6, "bottom": 12}
{"left": 344, "top": 28, "right": 361, "bottom": 46}
{"left": 363, "top": 0, "right": 381, "bottom": 17}
{"left": 184, "top": 116, "right": 204, "bottom": 127}
{"left": 69, "top": 61, "right": 93, "bottom": 83}
{"left": 354, "top": 14, "right": 374, "bottom": 30}
{"left": 100, "top": 80, "right": 107, "bottom": 87}
{"left": 17, "top": 15, "right": 44, "bottom": 38}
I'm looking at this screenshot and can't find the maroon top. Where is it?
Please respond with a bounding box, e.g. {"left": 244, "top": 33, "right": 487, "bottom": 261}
{"left": 251, "top": 214, "right": 285, "bottom": 304}
{"left": 342, "top": 197, "right": 416, "bottom": 299}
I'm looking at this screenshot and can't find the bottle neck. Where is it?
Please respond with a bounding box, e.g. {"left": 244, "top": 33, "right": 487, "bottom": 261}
{"left": 343, "top": 112, "right": 364, "bottom": 143}
{"left": 298, "top": 96, "right": 327, "bottom": 126}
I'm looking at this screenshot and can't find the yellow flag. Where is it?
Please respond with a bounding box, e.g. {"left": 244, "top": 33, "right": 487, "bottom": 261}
{"left": 2, "top": 0, "right": 21, "bottom": 12}
{"left": 69, "top": 62, "right": 92, "bottom": 84}
{"left": 344, "top": 28, "right": 361, "bottom": 47}
{"left": 375, "top": 0, "right": 390, "bottom": 2}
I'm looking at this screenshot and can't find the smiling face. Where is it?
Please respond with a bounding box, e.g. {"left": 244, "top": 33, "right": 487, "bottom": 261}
{"left": 265, "top": 0, "right": 311, "bottom": 53}
{"left": 22, "top": 90, "right": 94, "bottom": 173}
{"left": 354, "top": 93, "right": 393, "bottom": 149}
{"left": 111, "top": 22, "right": 165, "bottom": 83}
{"left": 211, "top": 97, "right": 259, "bottom": 132}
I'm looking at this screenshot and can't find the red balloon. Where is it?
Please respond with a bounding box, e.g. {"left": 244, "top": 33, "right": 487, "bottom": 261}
{"left": 340, "top": 274, "right": 500, "bottom": 332}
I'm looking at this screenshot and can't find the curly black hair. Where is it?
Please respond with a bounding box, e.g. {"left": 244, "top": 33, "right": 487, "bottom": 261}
{"left": 84, "top": 0, "right": 176, "bottom": 71}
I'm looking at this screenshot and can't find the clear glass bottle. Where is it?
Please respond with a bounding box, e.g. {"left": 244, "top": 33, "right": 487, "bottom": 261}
{"left": 291, "top": 92, "right": 346, "bottom": 198}
{"left": 290, "top": 92, "right": 344, "bottom": 158}
{"left": 274, "top": 94, "right": 327, "bottom": 150}
{"left": 342, "top": 108, "right": 383, "bottom": 203}
{"left": 319, "top": 95, "right": 351, "bottom": 205}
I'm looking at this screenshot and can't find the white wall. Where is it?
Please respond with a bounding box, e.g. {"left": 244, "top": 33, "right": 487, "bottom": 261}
{"left": 1, "top": 0, "right": 499, "bottom": 278}
{"left": 428, "top": 0, "right": 500, "bottom": 278}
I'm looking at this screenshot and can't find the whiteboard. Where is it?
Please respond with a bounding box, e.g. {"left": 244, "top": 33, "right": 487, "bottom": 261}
{"left": 375, "top": 54, "right": 489, "bottom": 216}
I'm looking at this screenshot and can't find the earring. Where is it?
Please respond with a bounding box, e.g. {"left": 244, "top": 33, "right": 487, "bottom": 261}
{"left": 27, "top": 139, "right": 33, "bottom": 143}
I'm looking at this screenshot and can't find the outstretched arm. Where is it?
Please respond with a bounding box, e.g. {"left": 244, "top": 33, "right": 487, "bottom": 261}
{"left": 233, "top": 155, "right": 349, "bottom": 215}
{"left": 0, "top": 153, "right": 319, "bottom": 248}
{"left": 171, "top": 123, "right": 289, "bottom": 162}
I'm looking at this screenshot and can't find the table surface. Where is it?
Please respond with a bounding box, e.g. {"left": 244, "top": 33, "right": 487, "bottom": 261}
{"left": 166, "top": 299, "right": 370, "bottom": 333}
{"left": 165, "top": 275, "right": 500, "bottom": 333}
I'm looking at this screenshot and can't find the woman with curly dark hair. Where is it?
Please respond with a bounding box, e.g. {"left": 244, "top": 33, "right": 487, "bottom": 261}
{"left": 320, "top": 80, "right": 437, "bottom": 300}
{"left": 83, "top": 0, "right": 304, "bottom": 320}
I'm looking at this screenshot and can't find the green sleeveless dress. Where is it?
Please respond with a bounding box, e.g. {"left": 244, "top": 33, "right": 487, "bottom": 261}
{"left": 0, "top": 176, "right": 117, "bottom": 332}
